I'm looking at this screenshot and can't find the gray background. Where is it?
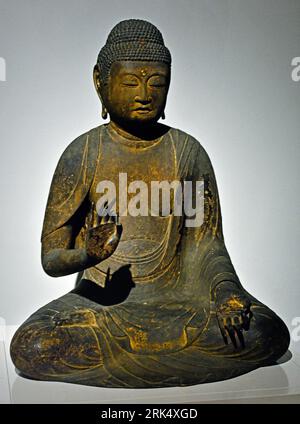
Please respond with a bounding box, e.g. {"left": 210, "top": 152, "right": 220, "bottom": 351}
{"left": 0, "top": 0, "right": 299, "bottom": 351}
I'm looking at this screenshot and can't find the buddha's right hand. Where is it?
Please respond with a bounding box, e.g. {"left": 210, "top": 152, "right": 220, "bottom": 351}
{"left": 85, "top": 201, "right": 122, "bottom": 263}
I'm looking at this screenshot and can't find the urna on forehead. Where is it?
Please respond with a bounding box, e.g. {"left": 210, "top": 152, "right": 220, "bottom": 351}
{"left": 97, "top": 19, "right": 172, "bottom": 85}
{"left": 109, "top": 60, "right": 170, "bottom": 77}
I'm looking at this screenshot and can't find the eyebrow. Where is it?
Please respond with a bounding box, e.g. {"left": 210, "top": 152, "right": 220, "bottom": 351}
{"left": 120, "top": 72, "right": 167, "bottom": 78}
{"left": 120, "top": 73, "right": 139, "bottom": 78}
{"left": 147, "top": 73, "right": 167, "bottom": 78}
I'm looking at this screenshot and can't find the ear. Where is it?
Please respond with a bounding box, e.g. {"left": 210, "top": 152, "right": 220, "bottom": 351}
{"left": 93, "top": 64, "right": 104, "bottom": 103}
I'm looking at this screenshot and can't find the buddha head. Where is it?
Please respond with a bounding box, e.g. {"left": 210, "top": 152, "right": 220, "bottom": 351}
{"left": 94, "top": 19, "right": 171, "bottom": 127}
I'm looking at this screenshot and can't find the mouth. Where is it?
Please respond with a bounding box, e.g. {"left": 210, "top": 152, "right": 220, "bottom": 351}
{"left": 133, "top": 107, "right": 152, "bottom": 113}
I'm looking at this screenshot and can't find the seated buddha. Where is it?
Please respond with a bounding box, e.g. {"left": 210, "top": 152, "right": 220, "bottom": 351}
{"left": 10, "top": 19, "right": 290, "bottom": 388}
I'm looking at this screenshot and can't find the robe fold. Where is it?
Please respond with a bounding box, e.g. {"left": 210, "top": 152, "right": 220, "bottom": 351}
{"left": 11, "top": 124, "right": 289, "bottom": 388}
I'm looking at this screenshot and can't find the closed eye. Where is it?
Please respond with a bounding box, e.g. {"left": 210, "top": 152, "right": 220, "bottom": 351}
{"left": 121, "top": 81, "right": 139, "bottom": 87}
{"left": 121, "top": 76, "right": 139, "bottom": 87}
{"left": 149, "top": 83, "right": 166, "bottom": 88}
{"left": 148, "top": 76, "right": 167, "bottom": 88}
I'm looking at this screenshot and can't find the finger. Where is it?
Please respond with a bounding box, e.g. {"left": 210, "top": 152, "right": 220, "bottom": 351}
{"left": 97, "top": 210, "right": 104, "bottom": 225}
{"left": 225, "top": 325, "right": 237, "bottom": 349}
{"left": 241, "top": 310, "right": 252, "bottom": 331}
{"left": 231, "top": 315, "right": 243, "bottom": 327}
{"left": 241, "top": 311, "right": 249, "bottom": 329}
{"left": 97, "top": 200, "right": 108, "bottom": 225}
{"left": 107, "top": 198, "right": 117, "bottom": 223}
{"left": 96, "top": 201, "right": 103, "bottom": 225}
{"left": 230, "top": 313, "right": 243, "bottom": 326}
{"left": 110, "top": 213, "right": 116, "bottom": 225}
{"left": 107, "top": 212, "right": 117, "bottom": 224}
{"left": 244, "top": 301, "right": 252, "bottom": 313}
{"left": 233, "top": 325, "right": 245, "bottom": 349}
{"left": 222, "top": 316, "right": 231, "bottom": 328}
{"left": 114, "top": 208, "right": 122, "bottom": 225}
{"left": 107, "top": 198, "right": 116, "bottom": 215}
{"left": 216, "top": 315, "right": 228, "bottom": 345}
{"left": 220, "top": 325, "right": 228, "bottom": 345}
{"left": 116, "top": 223, "right": 123, "bottom": 237}
{"left": 103, "top": 201, "right": 110, "bottom": 223}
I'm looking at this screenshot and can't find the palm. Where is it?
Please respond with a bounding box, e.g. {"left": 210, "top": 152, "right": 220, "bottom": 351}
{"left": 216, "top": 293, "right": 252, "bottom": 349}
{"left": 86, "top": 201, "right": 122, "bottom": 262}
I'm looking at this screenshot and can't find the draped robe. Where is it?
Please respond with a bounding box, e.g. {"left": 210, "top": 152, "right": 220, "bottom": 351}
{"left": 10, "top": 124, "right": 289, "bottom": 387}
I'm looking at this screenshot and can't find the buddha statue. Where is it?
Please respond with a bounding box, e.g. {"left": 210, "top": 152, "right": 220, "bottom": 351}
{"left": 10, "top": 19, "right": 290, "bottom": 388}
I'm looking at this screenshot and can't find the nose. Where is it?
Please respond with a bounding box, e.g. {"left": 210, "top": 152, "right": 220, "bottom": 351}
{"left": 134, "top": 84, "right": 152, "bottom": 104}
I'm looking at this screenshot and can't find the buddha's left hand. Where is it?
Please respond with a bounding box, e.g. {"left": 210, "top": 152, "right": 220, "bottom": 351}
{"left": 215, "top": 287, "right": 252, "bottom": 349}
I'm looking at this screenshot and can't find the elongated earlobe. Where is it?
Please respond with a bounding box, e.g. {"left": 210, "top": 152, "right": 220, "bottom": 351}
{"left": 94, "top": 64, "right": 108, "bottom": 120}
{"left": 102, "top": 105, "right": 108, "bottom": 120}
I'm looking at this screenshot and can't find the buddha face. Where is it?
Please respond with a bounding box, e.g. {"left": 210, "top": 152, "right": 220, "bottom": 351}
{"left": 101, "top": 61, "right": 170, "bottom": 125}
